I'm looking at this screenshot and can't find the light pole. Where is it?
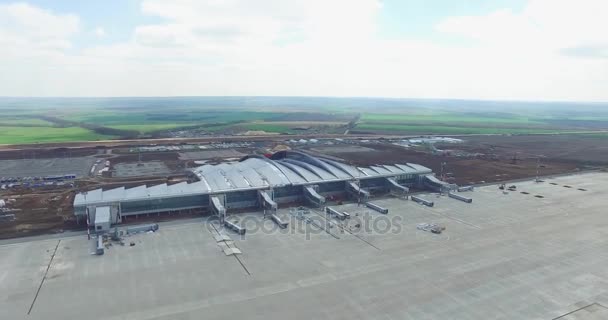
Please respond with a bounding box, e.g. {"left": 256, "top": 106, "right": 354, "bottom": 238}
{"left": 83, "top": 191, "right": 89, "bottom": 239}
{"left": 535, "top": 156, "right": 544, "bottom": 182}
{"left": 357, "top": 169, "right": 361, "bottom": 206}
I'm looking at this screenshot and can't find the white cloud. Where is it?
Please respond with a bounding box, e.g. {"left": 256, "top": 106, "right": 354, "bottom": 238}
{"left": 0, "top": 2, "right": 79, "bottom": 39}
{"left": 0, "top": 2, "right": 79, "bottom": 53}
{"left": 0, "top": 0, "right": 606, "bottom": 101}
{"left": 134, "top": 0, "right": 382, "bottom": 48}
{"left": 436, "top": 0, "right": 608, "bottom": 56}
{"left": 430, "top": 0, "right": 608, "bottom": 100}
{"left": 0, "top": 2, "right": 81, "bottom": 96}
{"left": 94, "top": 27, "right": 105, "bottom": 37}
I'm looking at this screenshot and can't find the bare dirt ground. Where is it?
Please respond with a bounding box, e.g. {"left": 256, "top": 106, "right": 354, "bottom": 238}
{"left": 1, "top": 134, "right": 606, "bottom": 240}
{"left": 0, "top": 189, "right": 75, "bottom": 239}
{"left": 314, "top": 141, "right": 588, "bottom": 185}
{"left": 452, "top": 135, "right": 608, "bottom": 165}
{"left": 0, "top": 176, "right": 190, "bottom": 239}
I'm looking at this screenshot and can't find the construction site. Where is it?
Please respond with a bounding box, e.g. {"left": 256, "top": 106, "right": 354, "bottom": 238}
{"left": 1, "top": 134, "right": 606, "bottom": 239}
{"left": 1, "top": 133, "right": 608, "bottom": 319}
{"left": 73, "top": 150, "right": 440, "bottom": 233}
{"left": 2, "top": 170, "right": 608, "bottom": 319}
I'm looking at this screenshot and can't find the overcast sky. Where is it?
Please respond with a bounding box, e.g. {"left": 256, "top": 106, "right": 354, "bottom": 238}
{"left": 0, "top": 0, "right": 607, "bottom": 101}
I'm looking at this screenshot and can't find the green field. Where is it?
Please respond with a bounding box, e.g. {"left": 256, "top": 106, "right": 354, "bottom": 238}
{"left": 0, "top": 109, "right": 311, "bottom": 143}
{"left": 107, "top": 123, "right": 199, "bottom": 133}
{"left": 354, "top": 124, "right": 565, "bottom": 135}
{"left": 360, "top": 113, "right": 542, "bottom": 124}
{"left": 61, "top": 110, "right": 284, "bottom": 125}
{"left": 354, "top": 110, "right": 608, "bottom": 134}
{"left": 242, "top": 123, "right": 294, "bottom": 133}
{"left": 568, "top": 132, "right": 608, "bottom": 139}
{"left": 0, "top": 126, "right": 113, "bottom": 144}
{"left": 0, "top": 97, "right": 607, "bottom": 144}
{"left": 0, "top": 118, "right": 55, "bottom": 126}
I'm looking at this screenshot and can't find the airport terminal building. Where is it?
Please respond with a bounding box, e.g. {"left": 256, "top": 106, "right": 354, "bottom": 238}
{"left": 73, "top": 151, "right": 445, "bottom": 227}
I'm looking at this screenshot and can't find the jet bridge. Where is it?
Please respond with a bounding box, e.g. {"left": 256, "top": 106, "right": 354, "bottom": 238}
{"left": 347, "top": 181, "right": 370, "bottom": 199}
{"left": 422, "top": 175, "right": 457, "bottom": 193}
{"left": 271, "top": 214, "right": 289, "bottom": 229}
{"left": 258, "top": 190, "right": 278, "bottom": 211}
{"left": 386, "top": 178, "right": 409, "bottom": 193}
{"left": 304, "top": 185, "right": 325, "bottom": 207}
{"left": 210, "top": 196, "right": 227, "bottom": 222}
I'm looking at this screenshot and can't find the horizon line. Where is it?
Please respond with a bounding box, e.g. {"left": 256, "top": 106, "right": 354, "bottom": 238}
{"left": 0, "top": 95, "right": 607, "bottom": 104}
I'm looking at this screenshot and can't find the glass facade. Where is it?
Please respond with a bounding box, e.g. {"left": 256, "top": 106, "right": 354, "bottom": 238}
{"left": 75, "top": 172, "right": 427, "bottom": 217}
{"left": 120, "top": 195, "right": 208, "bottom": 215}
{"left": 226, "top": 190, "right": 257, "bottom": 204}
{"left": 361, "top": 178, "right": 387, "bottom": 188}
{"left": 274, "top": 185, "right": 302, "bottom": 198}
{"left": 395, "top": 174, "right": 417, "bottom": 184}
{"left": 317, "top": 181, "right": 346, "bottom": 192}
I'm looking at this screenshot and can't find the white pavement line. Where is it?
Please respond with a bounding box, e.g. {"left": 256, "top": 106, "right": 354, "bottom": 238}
{"left": 28, "top": 239, "right": 60, "bottom": 315}
{"left": 207, "top": 222, "right": 251, "bottom": 276}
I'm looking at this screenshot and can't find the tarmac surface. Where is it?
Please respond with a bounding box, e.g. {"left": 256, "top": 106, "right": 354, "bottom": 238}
{"left": 113, "top": 161, "right": 172, "bottom": 177}
{"left": 178, "top": 149, "right": 246, "bottom": 160}
{"left": 0, "top": 157, "right": 95, "bottom": 178}
{"left": 2, "top": 172, "right": 608, "bottom": 320}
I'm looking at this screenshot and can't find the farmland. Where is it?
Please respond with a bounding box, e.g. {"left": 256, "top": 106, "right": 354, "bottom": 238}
{"left": 353, "top": 110, "right": 608, "bottom": 135}
{"left": 0, "top": 118, "right": 54, "bottom": 127}
{"left": 0, "top": 126, "right": 113, "bottom": 144}
{"left": 106, "top": 124, "right": 200, "bottom": 133}
{"left": 353, "top": 124, "right": 560, "bottom": 135}
{"left": 0, "top": 97, "right": 607, "bottom": 145}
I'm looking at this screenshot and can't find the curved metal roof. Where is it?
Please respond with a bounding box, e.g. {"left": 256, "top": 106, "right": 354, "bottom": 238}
{"left": 74, "top": 151, "right": 432, "bottom": 207}
{"left": 190, "top": 151, "right": 432, "bottom": 189}
{"left": 281, "top": 159, "right": 334, "bottom": 180}
{"left": 275, "top": 160, "right": 323, "bottom": 182}
{"left": 272, "top": 162, "right": 308, "bottom": 184}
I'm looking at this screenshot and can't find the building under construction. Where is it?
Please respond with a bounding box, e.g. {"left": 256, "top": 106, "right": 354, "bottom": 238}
{"left": 73, "top": 150, "right": 448, "bottom": 226}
